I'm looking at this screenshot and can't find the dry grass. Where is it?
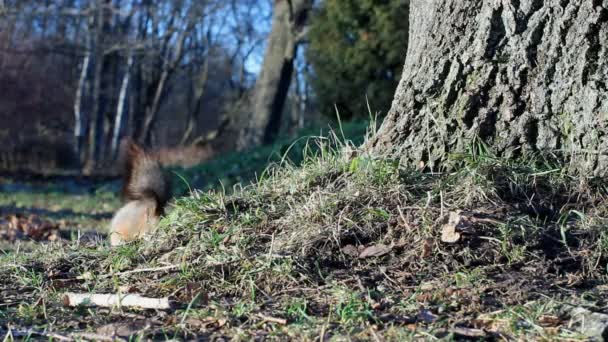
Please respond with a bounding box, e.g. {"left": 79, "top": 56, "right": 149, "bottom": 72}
{"left": 1, "top": 135, "right": 608, "bottom": 340}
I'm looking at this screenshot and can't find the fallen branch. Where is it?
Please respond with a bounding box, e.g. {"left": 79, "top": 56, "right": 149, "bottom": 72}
{"left": 62, "top": 292, "right": 176, "bottom": 310}
{"left": 0, "top": 329, "right": 126, "bottom": 342}
{"left": 256, "top": 313, "right": 287, "bottom": 325}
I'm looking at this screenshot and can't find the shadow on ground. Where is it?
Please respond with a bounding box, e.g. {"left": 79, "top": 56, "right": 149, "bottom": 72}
{"left": 0, "top": 205, "right": 113, "bottom": 221}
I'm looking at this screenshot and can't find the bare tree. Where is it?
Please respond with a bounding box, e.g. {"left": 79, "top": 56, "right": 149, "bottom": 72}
{"left": 138, "top": 14, "right": 194, "bottom": 144}
{"left": 0, "top": 0, "right": 280, "bottom": 172}
{"left": 73, "top": 40, "right": 91, "bottom": 164}
{"left": 236, "top": 0, "right": 313, "bottom": 150}
{"left": 111, "top": 51, "right": 133, "bottom": 158}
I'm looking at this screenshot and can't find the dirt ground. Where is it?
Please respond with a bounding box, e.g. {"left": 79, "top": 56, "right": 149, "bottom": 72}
{"left": 1, "top": 154, "right": 608, "bottom": 340}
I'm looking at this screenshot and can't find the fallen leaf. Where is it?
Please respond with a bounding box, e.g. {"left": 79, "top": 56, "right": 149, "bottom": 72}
{"left": 441, "top": 211, "right": 466, "bottom": 243}
{"left": 358, "top": 244, "right": 392, "bottom": 258}
{"left": 538, "top": 315, "right": 561, "bottom": 327}
{"left": 97, "top": 321, "right": 149, "bottom": 337}
{"left": 184, "top": 317, "right": 219, "bottom": 329}
{"left": 216, "top": 318, "right": 228, "bottom": 327}
{"left": 416, "top": 292, "right": 433, "bottom": 303}
{"left": 118, "top": 285, "right": 138, "bottom": 293}
{"left": 341, "top": 244, "right": 360, "bottom": 257}
{"left": 421, "top": 238, "right": 433, "bottom": 258}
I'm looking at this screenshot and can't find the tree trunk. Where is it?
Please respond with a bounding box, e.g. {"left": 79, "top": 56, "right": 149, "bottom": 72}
{"left": 181, "top": 55, "right": 210, "bottom": 145}
{"left": 111, "top": 52, "right": 134, "bottom": 159}
{"left": 86, "top": 1, "right": 105, "bottom": 169}
{"left": 139, "top": 21, "right": 191, "bottom": 145}
{"left": 236, "top": 0, "right": 312, "bottom": 150}
{"left": 74, "top": 51, "right": 91, "bottom": 166}
{"left": 367, "top": 0, "right": 608, "bottom": 176}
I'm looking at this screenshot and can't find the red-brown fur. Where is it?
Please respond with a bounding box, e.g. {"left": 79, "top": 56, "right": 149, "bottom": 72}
{"left": 109, "top": 139, "right": 171, "bottom": 245}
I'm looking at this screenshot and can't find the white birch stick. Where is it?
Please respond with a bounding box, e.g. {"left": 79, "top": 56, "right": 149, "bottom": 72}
{"left": 62, "top": 292, "right": 175, "bottom": 310}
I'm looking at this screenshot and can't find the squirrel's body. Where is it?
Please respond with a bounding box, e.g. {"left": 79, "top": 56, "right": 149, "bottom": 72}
{"left": 109, "top": 140, "right": 171, "bottom": 246}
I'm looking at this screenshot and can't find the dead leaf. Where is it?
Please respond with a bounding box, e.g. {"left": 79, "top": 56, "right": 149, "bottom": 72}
{"left": 538, "top": 315, "right": 561, "bottom": 327}
{"left": 341, "top": 244, "right": 360, "bottom": 257}
{"left": 358, "top": 244, "right": 392, "bottom": 258}
{"left": 441, "top": 211, "right": 466, "bottom": 243}
{"left": 97, "top": 321, "right": 149, "bottom": 337}
{"left": 421, "top": 238, "right": 433, "bottom": 258}
{"left": 184, "top": 316, "right": 219, "bottom": 329}
{"left": 416, "top": 292, "right": 433, "bottom": 303}
{"left": 216, "top": 318, "right": 227, "bottom": 327}
{"left": 445, "top": 287, "right": 470, "bottom": 298}
{"left": 118, "top": 285, "right": 138, "bottom": 293}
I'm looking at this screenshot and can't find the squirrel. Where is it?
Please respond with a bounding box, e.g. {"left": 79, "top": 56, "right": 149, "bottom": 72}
{"left": 109, "top": 139, "right": 171, "bottom": 246}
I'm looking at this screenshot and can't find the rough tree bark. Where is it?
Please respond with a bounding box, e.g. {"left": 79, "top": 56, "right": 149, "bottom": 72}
{"left": 237, "top": 0, "right": 313, "bottom": 150}
{"left": 367, "top": 0, "right": 608, "bottom": 176}
{"left": 86, "top": 0, "right": 106, "bottom": 168}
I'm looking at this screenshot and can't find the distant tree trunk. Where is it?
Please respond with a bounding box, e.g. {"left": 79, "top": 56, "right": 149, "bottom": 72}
{"left": 237, "top": 0, "right": 313, "bottom": 150}
{"left": 74, "top": 51, "right": 91, "bottom": 165}
{"left": 367, "top": 0, "right": 608, "bottom": 176}
{"left": 288, "top": 62, "right": 307, "bottom": 135}
{"left": 86, "top": 6, "right": 102, "bottom": 168}
{"left": 111, "top": 52, "right": 134, "bottom": 158}
{"left": 181, "top": 56, "right": 210, "bottom": 145}
{"left": 139, "top": 22, "right": 191, "bottom": 145}
{"left": 86, "top": 0, "right": 110, "bottom": 169}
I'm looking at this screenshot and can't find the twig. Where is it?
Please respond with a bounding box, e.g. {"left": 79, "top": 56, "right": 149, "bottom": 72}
{"left": 0, "top": 263, "right": 28, "bottom": 271}
{"left": 0, "top": 329, "right": 127, "bottom": 342}
{"left": 62, "top": 292, "right": 176, "bottom": 310}
{"left": 256, "top": 313, "right": 287, "bottom": 325}
{"left": 0, "top": 301, "right": 20, "bottom": 307}
{"left": 451, "top": 327, "right": 486, "bottom": 338}
{"left": 71, "top": 332, "right": 126, "bottom": 342}
{"left": 0, "top": 329, "right": 73, "bottom": 341}
{"left": 78, "top": 265, "right": 180, "bottom": 280}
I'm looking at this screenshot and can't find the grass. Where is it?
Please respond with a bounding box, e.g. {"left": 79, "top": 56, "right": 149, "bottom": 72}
{"left": 0, "top": 179, "right": 120, "bottom": 251}
{"left": 1, "top": 124, "right": 608, "bottom": 340}
{"left": 0, "top": 189, "right": 118, "bottom": 216}
{"left": 171, "top": 120, "right": 369, "bottom": 195}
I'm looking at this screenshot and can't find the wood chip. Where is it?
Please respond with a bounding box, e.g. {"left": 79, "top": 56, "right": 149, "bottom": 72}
{"left": 451, "top": 327, "right": 486, "bottom": 337}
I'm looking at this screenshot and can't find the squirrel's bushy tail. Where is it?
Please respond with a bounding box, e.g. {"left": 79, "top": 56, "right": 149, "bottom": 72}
{"left": 121, "top": 139, "right": 171, "bottom": 215}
